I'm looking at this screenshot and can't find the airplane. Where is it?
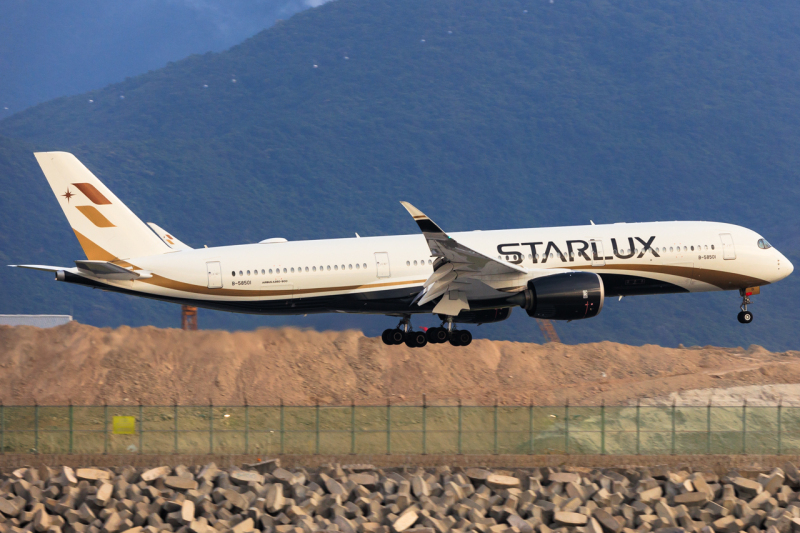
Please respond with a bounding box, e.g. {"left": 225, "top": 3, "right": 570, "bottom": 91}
{"left": 11, "top": 152, "right": 794, "bottom": 347}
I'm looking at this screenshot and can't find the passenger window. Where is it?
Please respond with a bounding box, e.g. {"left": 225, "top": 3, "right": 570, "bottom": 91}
{"left": 246, "top": 270, "right": 250, "bottom": 275}
{"left": 334, "top": 265, "right": 338, "bottom": 270}
{"left": 414, "top": 260, "right": 418, "bottom": 266}
{"left": 669, "top": 247, "right": 673, "bottom": 252}
{"left": 312, "top": 266, "right": 316, "bottom": 272}
{"left": 290, "top": 268, "right": 294, "bottom": 273}
{"left": 428, "top": 260, "right": 432, "bottom": 265}
{"left": 363, "top": 263, "right": 367, "bottom": 269}
{"left": 269, "top": 269, "right": 272, "bottom": 274}
{"left": 327, "top": 266, "right": 331, "bottom": 271}
{"left": 348, "top": 264, "right": 352, "bottom": 270}
{"left": 356, "top": 264, "right": 360, "bottom": 269}
{"left": 711, "top": 245, "right": 715, "bottom": 250}
{"left": 407, "top": 261, "right": 411, "bottom": 266}
{"left": 691, "top": 246, "right": 694, "bottom": 251}
{"left": 232, "top": 271, "right": 236, "bottom": 277}
{"left": 283, "top": 268, "right": 287, "bottom": 273}
{"left": 341, "top": 265, "right": 345, "bottom": 270}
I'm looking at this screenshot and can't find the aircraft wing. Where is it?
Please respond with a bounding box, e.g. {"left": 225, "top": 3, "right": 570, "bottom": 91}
{"left": 147, "top": 222, "right": 193, "bottom": 250}
{"left": 400, "top": 201, "right": 526, "bottom": 315}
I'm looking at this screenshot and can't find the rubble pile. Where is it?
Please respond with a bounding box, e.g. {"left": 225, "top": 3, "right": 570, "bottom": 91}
{"left": 1, "top": 461, "right": 800, "bottom": 533}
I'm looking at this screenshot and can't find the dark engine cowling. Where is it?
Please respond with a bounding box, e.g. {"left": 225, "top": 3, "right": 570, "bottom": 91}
{"left": 438, "top": 308, "right": 511, "bottom": 324}
{"left": 518, "top": 272, "right": 604, "bottom": 320}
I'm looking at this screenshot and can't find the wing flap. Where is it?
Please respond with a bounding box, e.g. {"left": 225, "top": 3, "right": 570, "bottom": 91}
{"left": 399, "top": 201, "right": 528, "bottom": 314}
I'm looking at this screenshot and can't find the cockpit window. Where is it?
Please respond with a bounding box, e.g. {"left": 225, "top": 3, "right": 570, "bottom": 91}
{"left": 757, "top": 238, "right": 772, "bottom": 249}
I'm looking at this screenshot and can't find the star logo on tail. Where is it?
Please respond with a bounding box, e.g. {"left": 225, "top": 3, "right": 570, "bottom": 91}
{"left": 62, "top": 189, "right": 75, "bottom": 202}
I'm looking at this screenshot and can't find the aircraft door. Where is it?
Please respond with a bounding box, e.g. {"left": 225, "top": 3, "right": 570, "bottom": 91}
{"left": 719, "top": 233, "right": 736, "bottom": 260}
{"left": 590, "top": 240, "right": 605, "bottom": 267}
{"left": 206, "top": 261, "right": 223, "bottom": 288}
{"left": 375, "top": 252, "right": 391, "bottom": 278}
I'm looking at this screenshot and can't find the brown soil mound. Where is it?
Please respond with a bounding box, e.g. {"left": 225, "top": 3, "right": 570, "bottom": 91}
{"left": 1, "top": 322, "right": 799, "bottom": 406}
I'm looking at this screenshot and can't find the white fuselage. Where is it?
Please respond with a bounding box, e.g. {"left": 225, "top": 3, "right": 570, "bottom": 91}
{"left": 80, "top": 220, "right": 791, "bottom": 316}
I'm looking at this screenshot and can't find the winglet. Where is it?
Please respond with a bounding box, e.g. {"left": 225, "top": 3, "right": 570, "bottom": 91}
{"left": 399, "top": 201, "right": 446, "bottom": 235}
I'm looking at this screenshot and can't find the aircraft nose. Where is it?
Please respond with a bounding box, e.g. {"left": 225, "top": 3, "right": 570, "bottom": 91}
{"left": 785, "top": 255, "right": 794, "bottom": 277}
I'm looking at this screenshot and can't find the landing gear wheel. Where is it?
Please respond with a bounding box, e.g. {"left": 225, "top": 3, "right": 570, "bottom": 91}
{"left": 381, "top": 329, "right": 394, "bottom": 345}
{"left": 405, "top": 331, "right": 427, "bottom": 348}
{"left": 737, "top": 311, "right": 753, "bottom": 324}
{"left": 451, "top": 330, "right": 472, "bottom": 346}
{"left": 427, "top": 327, "right": 448, "bottom": 344}
{"left": 388, "top": 329, "right": 405, "bottom": 344}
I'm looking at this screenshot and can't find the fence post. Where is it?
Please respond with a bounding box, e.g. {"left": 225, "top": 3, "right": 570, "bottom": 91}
{"left": 386, "top": 399, "right": 391, "bottom": 455}
{"left": 493, "top": 399, "right": 499, "bottom": 455}
{"left": 350, "top": 400, "right": 356, "bottom": 455}
{"left": 315, "top": 400, "right": 320, "bottom": 455}
{"left": 209, "top": 400, "right": 214, "bottom": 455}
{"left": 742, "top": 399, "right": 747, "bottom": 455}
{"left": 457, "top": 399, "right": 462, "bottom": 455}
{"left": 139, "top": 401, "right": 144, "bottom": 454}
{"left": 422, "top": 395, "right": 427, "bottom": 455}
{"left": 706, "top": 400, "right": 712, "bottom": 455}
{"left": 671, "top": 399, "right": 676, "bottom": 455}
{"left": 777, "top": 399, "right": 782, "bottom": 455}
{"left": 565, "top": 401, "right": 570, "bottom": 455}
{"left": 635, "top": 399, "right": 640, "bottom": 455}
{"left": 69, "top": 401, "right": 73, "bottom": 454}
{"left": 174, "top": 402, "right": 179, "bottom": 454}
{"left": 103, "top": 402, "right": 108, "bottom": 455}
{"left": 0, "top": 401, "right": 4, "bottom": 455}
{"left": 244, "top": 401, "right": 249, "bottom": 455}
{"left": 34, "top": 401, "right": 39, "bottom": 454}
{"left": 600, "top": 400, "right": 606, "bottom": 455}
{"left": 529, "top": 399, "right": 534, "bottom": 455}
{"left": 279, "top": 399, "right": 284, "bottom": 455}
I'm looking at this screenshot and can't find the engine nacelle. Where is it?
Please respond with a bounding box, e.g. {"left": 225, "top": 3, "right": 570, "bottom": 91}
{"left": 518, "top": 272, "right": 604, "bottom": 320}
{"left": 438, "top": 308, "right": 511, "bottom": 324}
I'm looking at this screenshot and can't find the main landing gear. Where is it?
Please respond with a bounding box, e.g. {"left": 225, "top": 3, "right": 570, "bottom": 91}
{"left": 381, "top": 316, "right": 472, "bottom": 347}
{"left": 737, "top": 289, "right": 754, "bottom": 324}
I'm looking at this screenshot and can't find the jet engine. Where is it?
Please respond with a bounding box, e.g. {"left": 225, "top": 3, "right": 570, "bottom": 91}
{"left": 517, "top": 272, "right": 604, "bottom": 320}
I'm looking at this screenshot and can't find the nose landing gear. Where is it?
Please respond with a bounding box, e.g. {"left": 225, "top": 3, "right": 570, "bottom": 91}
{"left": 737, "top": 289, "right": 754, "bottom": 324}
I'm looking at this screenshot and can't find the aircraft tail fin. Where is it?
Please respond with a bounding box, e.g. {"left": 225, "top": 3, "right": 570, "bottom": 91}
{"left": 34, "top": 152, "right": 170, "bottom": 261}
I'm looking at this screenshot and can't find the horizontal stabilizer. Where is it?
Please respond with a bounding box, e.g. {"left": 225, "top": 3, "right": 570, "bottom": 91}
{"left": 9, "top": 264, "right": 71, "bottom": 273}
{"left": 75, "top": 260, "right": 151, "bottom": 280}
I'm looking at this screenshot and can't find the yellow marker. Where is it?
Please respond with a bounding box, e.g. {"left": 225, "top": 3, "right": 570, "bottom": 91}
{"left": 112, "top": 416, "right": 136, "bottom": 435}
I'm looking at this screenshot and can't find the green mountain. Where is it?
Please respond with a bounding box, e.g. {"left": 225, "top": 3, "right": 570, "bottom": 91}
{"left": 2, "top": 0, "right": 799, "bottom": 349}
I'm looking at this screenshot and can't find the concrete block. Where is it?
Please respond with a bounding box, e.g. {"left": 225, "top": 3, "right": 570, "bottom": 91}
{"left": 231, "top": 518, "right": 254, "bottom": 533}
{"left": 0, "top": 500, "right": 21, "bottom": 518}
{"left": 33, "top": 509, "right": 52, "bottom": 533}
{"left": 675, "top": 493, "right": 710, "bottom": 507}
{"left": 465, "top": 471, "right": 492, "bottom": 484}
{"left": 764, "top": 473, "right": 786, "bottom": 496}
{"left": 140, "top": 469, "right": 170, "bottom": 484}
{"left": 76, "top": 470, "right": 111, "bottom": 483}
{"left": 411, "top": 479, "right": 429, "bottom": 500}
{"left": 554, "top": 513, "right": 588, "bottom": 527}
{"left": 549, "top": 474, "right": 581, "bottom": 485}
{"left": 165, "top": 479, "right": 197, "bottom": 492}
{"left": 392, "top": 512, "right": 418, "bottom": 533}
{"left": 654, "top": 504, "right": 676, "bottom": 528}
{"left": 638, "top": 489, "right": 662, "bottom": 505}
{"left": 268, "top": 485, "right": 287, "bottom": 515}
{"left": 593, "top": 511, "right": 622, "bottom": 533}
{"left": 102, "top": 513, "right": 122, "bottom": 533}
{"left": 487, "top": 477, "right": 521, "bottom": 491}
{"left": 733, "top": 479, "right": 762, "bottom": 498}
{"left": 230, "top": 472, "right": 263, "bottom": 487}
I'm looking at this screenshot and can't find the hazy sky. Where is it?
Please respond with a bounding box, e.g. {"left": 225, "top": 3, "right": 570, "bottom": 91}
{"left": 0, "top": 0, "right": 328, "bottom": 120}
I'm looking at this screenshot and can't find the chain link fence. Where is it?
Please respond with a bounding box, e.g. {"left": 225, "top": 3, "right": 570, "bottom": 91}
{"left": 1, "top": 403, "right": 798, "bottom": 455}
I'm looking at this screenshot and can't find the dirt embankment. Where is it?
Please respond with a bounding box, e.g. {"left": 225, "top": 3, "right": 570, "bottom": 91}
{"left": 1, "top": 322, "right": 799, "bottom": 406}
